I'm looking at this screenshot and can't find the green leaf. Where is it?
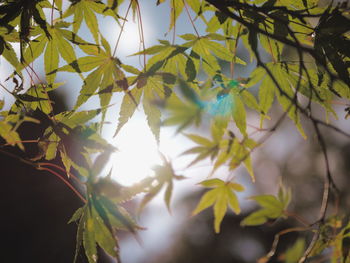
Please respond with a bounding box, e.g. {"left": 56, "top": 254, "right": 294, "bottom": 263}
{"left": 186, "top": 0, "right": 202, "bottom": 14}
{"left": 63, "top": 0, "right": 115, "bottom": 40}
{"left": 243, "top": 156, "right": 255, "bottom": 182}
{"left": 83, "top": 3, "right": 99, "bottom": 43}
{"left": 275, "top": 65, "right": 306, "bottom": 138}
{"left": 192, "top": 179, "right": 244, "bottom": 233}
{"left": 180, "top": 34, "right": 197, "bottom": 41}
{"left": 213, "top": 190, "right": 227, "bottom": 233}
{"left": 52, "top": 27, "right": 78, "bottom": 64}
{"left": 2, "top": 43, "right": 19, "bottom": 68}
{"left": 131, "top": 44, "right": 168, "bottom": 56}
{"left": 114, "top": 88, "right": 142, "bottom": 136}
{"left": 226, "top": 188, "right": 240, "bottom": 214}
{"left": 232, "top": 95, "right": 247, "bottom": 136}
{"left": 241, "top": 209, "right": 271, "bottom": 226}
{"left": 183, "top": 128, "right": 221, "bottom": 167}
{"left": 73, "top": 208, "right": 86, "bottom": 263}
{"left": 251, "top": 195, "right": 284, "bottom": 212}
{"left": 97, "top": 195, "right": 140, "bottom": 234}
{"left": 259, "top": 74, "right": 275, "bottom": 116}
{"left": 185, "top": 56, "right": 197, "bottom": 81}
{"left": 178, "top": 78, "right": 201, "bottom": 105}
{"left": 185, "top": 134, "right": 213, "bottom": 147}
{"left": 75, "top": 68, "right": 103, "bottom": 109}
{"left": 55, "top": 56, "right": 106, "bottom": 73}
{"left": 285, "top": 238, "right": 306, "bottom": 263}
{"left": 192, "top": 38, "right": 221, "bottom": 75}
{"left": 68, "top": 207, "right": 84, "bottom": 224}
{"left": 121, "top": 64, "right": 140, "bottom": 75}
{"left": 163, "top": 94, "right": 202, "bottom": 132}
{"left": 169, "top": 0, "right": 184, "bottom": 31}
{"left": 21, "top": 34, "right": 48, "bottom": 67}
{"left": 227, "top": 182, "right": 245, "bottom": 192}
{"left": 200, "top": 178, "right": 225, "bottom": 188}
{"left": 44, "top": 39, "right": 59, "bottom": 84}
{"left": 60, "top": 148, "right": 73, "bottom": 175}
{"left": 91, "top": 151, "right": 113, "bottom": 176}
{"left": 83, "top": 212, "right": 97, "bottom": 263}
{"left": 192, "top": 188, "right": 219, "bottom": 215}
{"left": 138, "top": 159, "right": 183, "bottom": 214}
{"left": 0, "top": 121, "right": 23, "bottom": 150}
{"left": 241, "top": 192, "right": 290, "bottom": 226}
{"left": 45, "top": 134, "right": 59, "bottom": 160}
{"left": 241, "top": 89, "right": 260, "bottom": 111}
{"left": 143, "top": 86, "right": 161, "bottom": 143}
{"left": 203, "top": 38, "right": 246, "bottom": 65}
{"left": 91, "top": 206, "right": 118, "bottom": 258}
{"left": 57, "top": 108, "right": 102, "bottom": 128}
{"left": 246, "top": 66, "right": 266, "bottom": 88}
{"left": 164, "top": 181, "right": 173, "bottom": 212}
{"left": 278, "top": 183, "right": 292, "bottom": 208}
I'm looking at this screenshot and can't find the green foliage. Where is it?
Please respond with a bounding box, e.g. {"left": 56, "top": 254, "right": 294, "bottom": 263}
{"left": 309, "top": 217, "right": 350, "bottom": 262}
{"left": 70, "top": 195, "right": 141, "bottom": 263}
{"left": 0, "top": 0, "right": 349, "bottom": 262}
{"left": 241, "top": 184, "right": 291, "bottom": 226}
{"left": 192, "top": 178, "right": 244, "bottom": 233}
{"left": 284, "top": 238, "right": 306, "bottom": 263}
{"left": 138, "top": 155, "right": 186, "bottom": 214}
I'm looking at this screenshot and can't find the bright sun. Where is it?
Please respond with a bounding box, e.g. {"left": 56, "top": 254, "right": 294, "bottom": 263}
{"left": 111, "top": 116, "right": 162, "bottom": 186}
{"left": 102, "top": 4, "right": 161, "bottom": 186}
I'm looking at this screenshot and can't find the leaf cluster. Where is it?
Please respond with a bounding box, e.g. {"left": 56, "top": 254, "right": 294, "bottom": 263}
{"left": 0, "top": 0, "right": 349, "bottom": 262}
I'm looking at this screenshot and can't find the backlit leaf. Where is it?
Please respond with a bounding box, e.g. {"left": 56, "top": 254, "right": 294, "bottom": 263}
{"left": 193, "top": 179, "right": 244, "bottom": 233}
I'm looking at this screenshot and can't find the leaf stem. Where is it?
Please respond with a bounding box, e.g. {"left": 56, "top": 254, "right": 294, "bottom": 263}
{"left": 171, "top": 0, "right": 176, "bottom": 45}
{"left": 0, "top": 139, "right": 39, "bottom": 147}
{"left": 183, "top": 0, "right": 200, "bottom": 37}
{"left": 284, "top": 210, "right": 310, "bottom": 226}
{"left": 299, "top": 121, "right": 338, "bottom": 263}
{"left": 38, "top": 162, "right": 84, "bottom": 185}
{"left": 135, "top": 0, "right": 147, "bottom": 71}
{"left": 263, "top": 227, "right": 311, "bottom": 262}
{"left": 112, "top": 1, "right": 132, "bottom": 57}
{"left": 0, "top": 149, "right": 86, "bottom": 203}
{"left": 38, "top": 166, "right": 87, "bottom": 203}
{"left": 51, "top": 0, "right": 55, "bottom": 25}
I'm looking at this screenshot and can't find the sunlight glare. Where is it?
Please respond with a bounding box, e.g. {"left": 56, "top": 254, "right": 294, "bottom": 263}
{"left": 111, "top": 118, "right": 162, "bottom": 186}
{"left": 102, "top": 9, "right": 154, "bottom": 59}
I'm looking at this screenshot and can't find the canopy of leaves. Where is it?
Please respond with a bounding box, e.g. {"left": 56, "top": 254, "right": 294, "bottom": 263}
{"left": 0, "top": 0, "right": 349, "bottom": 262}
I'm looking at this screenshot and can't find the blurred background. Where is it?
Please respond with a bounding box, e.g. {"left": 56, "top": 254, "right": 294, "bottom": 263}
{"left": 0, "top": 1, "right": 349, "bottom": 262}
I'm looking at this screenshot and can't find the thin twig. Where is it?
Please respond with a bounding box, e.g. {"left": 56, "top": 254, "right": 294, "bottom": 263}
{"left": 135, "top": 0, "right": 147, "bottom": 71}
{"left": 0, "top": 148, "right": 86, "bottom": 203}
{"left": 299, "top": 121, "right": 338, "bottom": 263}
{"left": 112, "top": 1, "right": 132, "bottom": 57}
{"left": 205, "top": 0, "right": 341, "bottom": 83}
{"left": 51, "top": 0, "right": 55, "bottom": 25}
{"left": 38, "top": 162, "right": 85, "bottom": 185}
{"left": 38, "top": 166, "right": 87, "bottom": 203}
{"left": 0, "top": 148, "right": 37, "bottom": 167}
{"left": 171, "top": 0, "right": 176, "bottom": 45}
{"left": 0, "top": 139, "right": 39, "bottom": 147}
{"left": 183, "top": 0, "right": 200, "bottom": 37}
{"left": 263, "top": 227, "right": 311, "bottom": 262}
{"left": 22, "top": 62, "right": 57, "bottom": 122}
{"left": 284, "top": 210, "right": 310, "bottom": 226}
